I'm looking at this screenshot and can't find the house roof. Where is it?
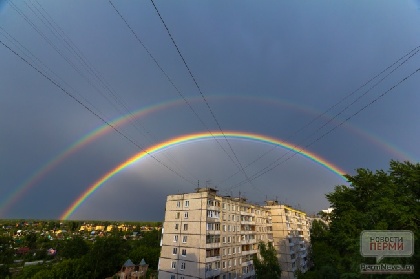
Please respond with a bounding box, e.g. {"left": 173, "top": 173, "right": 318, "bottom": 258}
{"left": 123, "top": 259, "right": 135, "bottom": 267}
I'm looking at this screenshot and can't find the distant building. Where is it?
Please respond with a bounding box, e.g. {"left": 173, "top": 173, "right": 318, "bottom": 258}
{"left": 264, "top": 201, "right": 310, "bottom": 278}
{"left": 158, "top": 188, "right": 310, "bottom": 279}
{"left": 115, "top": 258, "right": 148, "bottom": 279}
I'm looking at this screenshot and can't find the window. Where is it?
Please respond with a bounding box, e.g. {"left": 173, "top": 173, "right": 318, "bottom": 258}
{"left": 183, "top": 224, "right": 188, "bottom": 231}
{"left": 171, "top": 275, "right": 175, "bottom": 279}
{"left": 175, "top": 224, "right": 179, "bottom": 230}
{"left": 233, "top": 247, "right": 236, "bottom": 254}
{"left": 176, "top": 201, "right": 181, "bottom": 208}
{"left": 173, "top": 247, "right": 178, "bottom": 254}
{"left": 182, "top": 236, "right": 187, "bottom": 243}
{"left": 223, "top": 248, "right": 226, "bottom": 255}
{"left": 171, "top": 261, "right": 176, "bottom": 269}
{"left": 175, "top": 212, "right": 180, "bottom": 219}
{"left": 207, "top": 223, "right": 220, "bottom": 231}
{"left": 223, "top": 236, "right": 226, "bottom": 243}
{"left": 182, "top": 249, "right": 186, "bottom": 256}
{"left": 181, "top": 262, "right": 186, "bottom": 270}
{"left": 228, "top": 248, "right": 231, "bottom": 255}
{"left": 228, "top": 260, "right": 231, "bottom": 267}
{"left": 185, "top": 200, "right": 189, "bottom": 207}
{"left": 207, "top": 210, "right": 220, "bottom": 218}
{"left": 223, "top": 225, "right": 226, "bottom": 232}
{"left": 228, "top": 236, "right": 231, "bottom": 243}
{"left": 223, "top": 261, "right": 226, "bottom": 269}
{"left": 184, "top": 212, "right": 189, "bottom": 219}
{"left": 215, "top": 261, "right": 220, "bottom": 269}
{"left": 174, "top": 235, "right": 178, "bottom": 242}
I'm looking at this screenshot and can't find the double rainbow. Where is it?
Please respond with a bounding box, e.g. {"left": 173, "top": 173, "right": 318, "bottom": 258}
{"left": 60, "top": 131, "right": 347, "bottom": 220}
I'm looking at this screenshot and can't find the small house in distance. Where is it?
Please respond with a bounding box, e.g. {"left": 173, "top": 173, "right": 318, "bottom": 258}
{"left": 115, "top": 258, "right": 148, "bottom": 279}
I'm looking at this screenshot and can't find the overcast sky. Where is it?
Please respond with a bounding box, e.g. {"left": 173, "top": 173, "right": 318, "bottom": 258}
{"left": 1, "top": 0, "right": 419, "bottom": 221}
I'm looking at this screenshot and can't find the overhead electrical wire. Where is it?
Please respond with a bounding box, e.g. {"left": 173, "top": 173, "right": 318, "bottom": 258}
{"left": 109, "top": 0, "right": 256, "bottom": 190}
{"left": 0, "top": 37, "right": 196, "bottom": 186}
{"left": 231, "top": 65, "right": 420, "bottom": 189}
{"left": 30, "top": 0, "right": 199, "bottom": 181}
{"left": 220, "top": 45, "right": 420, "bottom": 187}
{"left": 10, "top": 0, "right": 198, "bottom": 182}
{"left": 5, "top": 1, "right": 418, "bottom": 197}
{"left": 148, "top": 0, "right": 257, "bottom": 190}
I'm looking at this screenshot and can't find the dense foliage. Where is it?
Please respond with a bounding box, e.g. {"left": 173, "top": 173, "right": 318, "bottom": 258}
{"left": 298, "top": 160, "right": 419, "bottom": 278}
{"left": 0, "top": 227, "right": 161, "bottom": 279}
{"left": 253, "top": 241, "right": 282, "bottom": 278}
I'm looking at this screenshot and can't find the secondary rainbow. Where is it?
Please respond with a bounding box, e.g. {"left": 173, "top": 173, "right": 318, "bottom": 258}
{"left": 60, "top": 131, "right": 348, "bottom": 220}
{"left": 2, "top": 95, "right": 414, "bottom": 217}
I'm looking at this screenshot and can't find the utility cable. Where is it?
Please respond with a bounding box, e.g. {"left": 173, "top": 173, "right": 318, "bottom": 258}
{"left": 109, "top": 0, "right": 255, "bottom": 189}
{"left": 148, "top": 0, "right": 256, "bottom": 190}
{"left": 0, "top": 38, "right": 196, "bottom": 186}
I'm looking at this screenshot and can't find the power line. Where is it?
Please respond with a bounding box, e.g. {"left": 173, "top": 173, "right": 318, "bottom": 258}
{"left": 0, "top": 38, "right": 196, "bottom": 186}
{"left": 13, "top": 0, "right": 198, "bottom": 182}
{"left": 148, "top": 0, "right": 256, "bottom": 190}
{"left": 219, "top": 45, "right": 420, "bottom": 188}
{"left": 231, "top": 65, "right": 420, "bottom": 189}
{"left": 109, "top": 0, "right": 255, "bottom": 190}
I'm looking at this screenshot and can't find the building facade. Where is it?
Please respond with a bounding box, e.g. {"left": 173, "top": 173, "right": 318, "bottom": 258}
{"left": 264, "top": 201, "right": 310, "bottom": 279}
{"left": 158, "top": 188, "right": 310, "bottom": 279}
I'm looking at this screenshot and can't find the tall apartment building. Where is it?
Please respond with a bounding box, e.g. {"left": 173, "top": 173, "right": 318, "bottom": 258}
{"left": 265, "top": 201, "right": 310, "bottom": 279}
{"left": 158, "top": 188, "right": 310, "bottom": 279}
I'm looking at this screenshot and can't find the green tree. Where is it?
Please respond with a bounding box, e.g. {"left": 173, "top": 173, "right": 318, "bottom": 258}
{"left": 128, "top": 229, "right": 161, "bottom": 270}
{"left": 24, "top": 232, "right": 37, "bottom": 249}
{"left": 253, "top": 241, "right": 281, "bottom": 279}
{"left": 0, "top": 264, "right": 11, "bottom": 278}
{"left": 0, "top": 236, "right": 14, "bottom": 264}
{"left": 88, "top": 236, "right": 130, "bottom": 278}
{"left": 301, "top": 160, "right": 419, "bottom": 278}
{"left": 32, "top": 258, "right": 91, "bottom": 279}
{"left": 60, "top": 236, "right": 89, "bottom": 259}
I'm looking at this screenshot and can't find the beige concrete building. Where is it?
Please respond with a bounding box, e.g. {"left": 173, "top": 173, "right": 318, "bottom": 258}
{"left": 264, "top": 201, "right": 310, "bottom": 279}
{"left": 158, "top": 188, "right": 310, "bottom": 279}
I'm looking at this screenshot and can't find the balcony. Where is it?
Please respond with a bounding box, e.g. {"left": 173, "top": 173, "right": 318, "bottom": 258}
{"left": 206, "top": 230, "right": 221, "bottom": 235}
{"left": 206, "top": 242, "right": 220, "bottom": 249}
{"left": 240, "top": 220, "right": 255, "bottom": 225}
{"left": 241, "top": 260, "right": 253, "bottom": 267}
{"left": 205, "top": 256, "right": 221, "bottom": 263}
{"left": 243, "top": 238, "right": 256, "bottom": 244}
{"left": 240, "top": 211, "right": 255, "bottom": 216}
{"left": 241, "top": 250, "right": 257, "bottom": 256}
{"left": 207, "top": 205, "right": 220, "bottom": 211}
{"left": 242, "top": 269, "right": 255, "bottom": 278}
{"left": 207, "top": 216, "right": 220, "bottom": 222}
{"left": 205, "top": 268, "right": 221, "bottom": 278}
